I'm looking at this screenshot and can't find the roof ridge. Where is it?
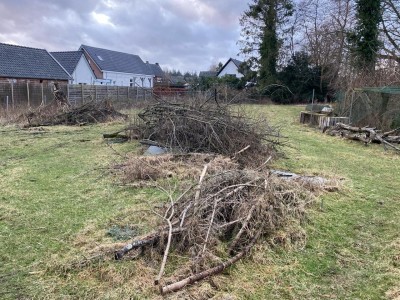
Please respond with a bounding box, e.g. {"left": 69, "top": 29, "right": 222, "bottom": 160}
{"left": 50, "top": 50, "right": 83, "bottom": 54}
{"left": 80, "top": 44, "right": 141, "bottom": 58}
{"left": 46, "top": 51, "right": 73, "bottom": 78}
{"left": 0, "top": 42, "right": 71, "bottom": 80}
{"left": 0, "top": 42, "right": 47, "bottom": 51}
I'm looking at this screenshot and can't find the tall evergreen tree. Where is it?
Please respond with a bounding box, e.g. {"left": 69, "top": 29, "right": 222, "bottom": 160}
{"left": 239, "top": 0, "right": 293, "bottom": 86}
{"left": 349, "top": 0, "right": 382, "bottom": 71}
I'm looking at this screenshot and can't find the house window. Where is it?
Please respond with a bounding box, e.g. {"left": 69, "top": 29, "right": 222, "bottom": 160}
{"left": 130, "top": 78, "right": 134, "bottom": 87}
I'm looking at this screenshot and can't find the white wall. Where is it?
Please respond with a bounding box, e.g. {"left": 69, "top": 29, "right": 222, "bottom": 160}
{"left": 218, "top": 61, "right": 244, "bottom": 78}
{"left": 72, "top": 55, "right": 95, "bottom": 84}
{"left": 101, "top": 71, "right": 153, "bottom": 87}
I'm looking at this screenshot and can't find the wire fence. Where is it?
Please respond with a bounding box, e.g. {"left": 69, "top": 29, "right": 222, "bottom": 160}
{"left": 0, "top": 81, "right": 246, "bottom": 115}
{"left": 0, "top": 82, "right": 158, "bottom": 112}
{"left": 335, "top": 88, "right": 400, "bottom": 130}
{"left": 0, "top": 81, "right": 60, "bottom": 111}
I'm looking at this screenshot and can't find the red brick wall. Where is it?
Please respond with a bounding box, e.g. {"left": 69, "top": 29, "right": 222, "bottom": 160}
{"left": 82, "top": 51, "right": 103, "bottom": 79}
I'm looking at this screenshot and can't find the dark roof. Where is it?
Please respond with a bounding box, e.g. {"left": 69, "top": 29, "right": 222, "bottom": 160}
{"left": 217, "top": 58, "right": 244, "bottom": 76}
{"left": 169, "top": 75, "right": 186, "bottom": 85}
{"left": 147, "top": 63, "right": 164, "bottom": 77}
{"left": 199, "top": 71, "right": 217, "bottom": 77}
{"left": 50, "top": 51, "right": 83, "bottom": 75}
{"left": 0, "top": 43, "right": 70, "bottom": 80}
{"left": 80, "top": 44, "right": 151, "bottom": 75}
{"left": 231, "top": 58, "right": 244, "bottom": 68}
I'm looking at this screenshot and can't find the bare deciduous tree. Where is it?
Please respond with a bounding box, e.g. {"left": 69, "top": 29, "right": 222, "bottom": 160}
{"left": 381, "top": 0, "right": 400, "bottom": 63}
{"left": 296, "top": 0, "right": 354, "bottom": 90}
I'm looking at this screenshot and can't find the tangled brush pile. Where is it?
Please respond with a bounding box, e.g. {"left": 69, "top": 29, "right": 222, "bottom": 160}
{"left": 114, "top": 166, "right": 317, "bottom": 294}
{"left": 134, "top": 99, "right": 283, "bottom": 166}
{"left": 24, "top": 100, "right": 126, "bottom": 127}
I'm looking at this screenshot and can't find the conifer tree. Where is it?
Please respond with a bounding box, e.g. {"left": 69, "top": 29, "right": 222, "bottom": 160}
{"left": 349, "top": 0, "right": 382, "bottom": 71}
{"left": 239, "top": 0, "right": 293, "bottom": 86}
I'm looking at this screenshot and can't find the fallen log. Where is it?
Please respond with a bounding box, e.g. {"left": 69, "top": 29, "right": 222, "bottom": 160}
{"left": 382, "top": 127, "right": 400, "bottom": 138}
{"left": 326, "top": 123, "right": 400, "bottom": 151}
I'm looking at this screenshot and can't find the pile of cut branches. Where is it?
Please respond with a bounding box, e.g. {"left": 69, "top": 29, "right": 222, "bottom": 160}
{"left": 325, "top": 122, "right": 400, "bottom": 151}
{"left": 131, "top": 99, "right": 282, "bottom": 166}
{"left": 24, "top": 100, "right": 126, "bottom": 127}
{"left": 114, "top": 165, "right": 318, "bottom": 294}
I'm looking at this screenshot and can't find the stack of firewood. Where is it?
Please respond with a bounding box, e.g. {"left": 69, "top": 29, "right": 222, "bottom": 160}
{"left": 325, "top": 122, "right": 400, "bottom": 151}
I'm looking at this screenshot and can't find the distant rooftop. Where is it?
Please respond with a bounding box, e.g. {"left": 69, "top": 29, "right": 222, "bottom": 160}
{"left": 199, "top": 71, "right": 218, "bottom": 78}
{"left": 80, "top": 44, "right": 152, "bottom": 75}
{"left": 51, "top": 51, "right": 83, "bottom": 75}
{"left": 0, "top": 43, "right": 70, "bottom": 80}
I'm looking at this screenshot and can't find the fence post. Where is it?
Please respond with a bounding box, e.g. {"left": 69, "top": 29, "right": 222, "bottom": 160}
{"left": 11, "top": 81, "right": 14, "bottom": 109}
{"left": 117, "top": 86, "right": 119, "bottom": 101}
{"left": 26, "top": 81, "right": 30, "bottom": 108}
{"left": 81, "top": 84, "right": 84, "bottom": 104}
{"left": 67, "top": 84, "right": 70, "bottom": 102}
{"left": 95, "top": 85, "right": 97, "bottom": 101}
{"left": 127, "top": 86, "right": 129, "bottom": 100}
{"left": 41, "top": 82, "right": 44, "bottom": 105}
{"left": 6, "top": 96, "right": 9, "bottom": 112}
{"left": 349, "top": 91, "right": 354, "bottom": 124}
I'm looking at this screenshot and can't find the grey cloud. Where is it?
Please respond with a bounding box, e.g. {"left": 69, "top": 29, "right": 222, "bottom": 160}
{"left": 0, "top": 0, "right": 248, "bottom": 72}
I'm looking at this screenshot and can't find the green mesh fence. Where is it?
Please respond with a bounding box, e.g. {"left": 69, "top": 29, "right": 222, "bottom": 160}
{"left": 336, "top": 87, "right": 400, "bottom": 130}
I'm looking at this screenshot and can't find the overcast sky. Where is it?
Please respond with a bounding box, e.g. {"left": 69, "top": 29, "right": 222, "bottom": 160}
{"left": 0, "top": 0, "right": 249, "bottom": 73}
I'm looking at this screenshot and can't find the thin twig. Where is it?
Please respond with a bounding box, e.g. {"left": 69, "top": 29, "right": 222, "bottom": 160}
{"left": 202, "top": 198, "right": 219, "bottom": 255}
{"left": 193, "top": 164, "right": 209, "bottom": 213}
{"left": 228, "top": 205, "right": 256, "bottom": 254}
{"left": 160, "top": 227, "right": 263, "bottom": 294}
{"left": 155, "top": 187, "right": 176, "bottom": 285}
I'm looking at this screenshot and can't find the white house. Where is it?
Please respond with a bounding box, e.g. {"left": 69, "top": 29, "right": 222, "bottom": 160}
{"left": 217, "top": 58, "right": 244, "bottom": 79}
{"left": 51, "top": 50, "right": 95, "bottom": 84}
{"left": 79, "top": 45, "right": 155, "bottom": 87}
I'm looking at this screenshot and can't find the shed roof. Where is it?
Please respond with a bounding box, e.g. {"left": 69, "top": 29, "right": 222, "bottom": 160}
{"left": 51, "top": 51, "right": 83, "bottom": 75}
{"left": 0, "top": 43, "right": 70, "bottom": 80}
{"left": 230, "top": 58, "right": 244, "bottom": 68}
{"left": 80, "top": 44, "right": 152, "bottom": 75}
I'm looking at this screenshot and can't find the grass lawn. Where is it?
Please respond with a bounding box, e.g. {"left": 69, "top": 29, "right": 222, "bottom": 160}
{"left": 0, "top": 105, "right": 399, "bottom": 299}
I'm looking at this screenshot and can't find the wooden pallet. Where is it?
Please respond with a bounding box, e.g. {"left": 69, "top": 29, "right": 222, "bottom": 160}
{"left": 299, "top": 111, "right": 325, "bottom": 126}
{"left": 318, "top": 116, "right": 349, "bottom": 129}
